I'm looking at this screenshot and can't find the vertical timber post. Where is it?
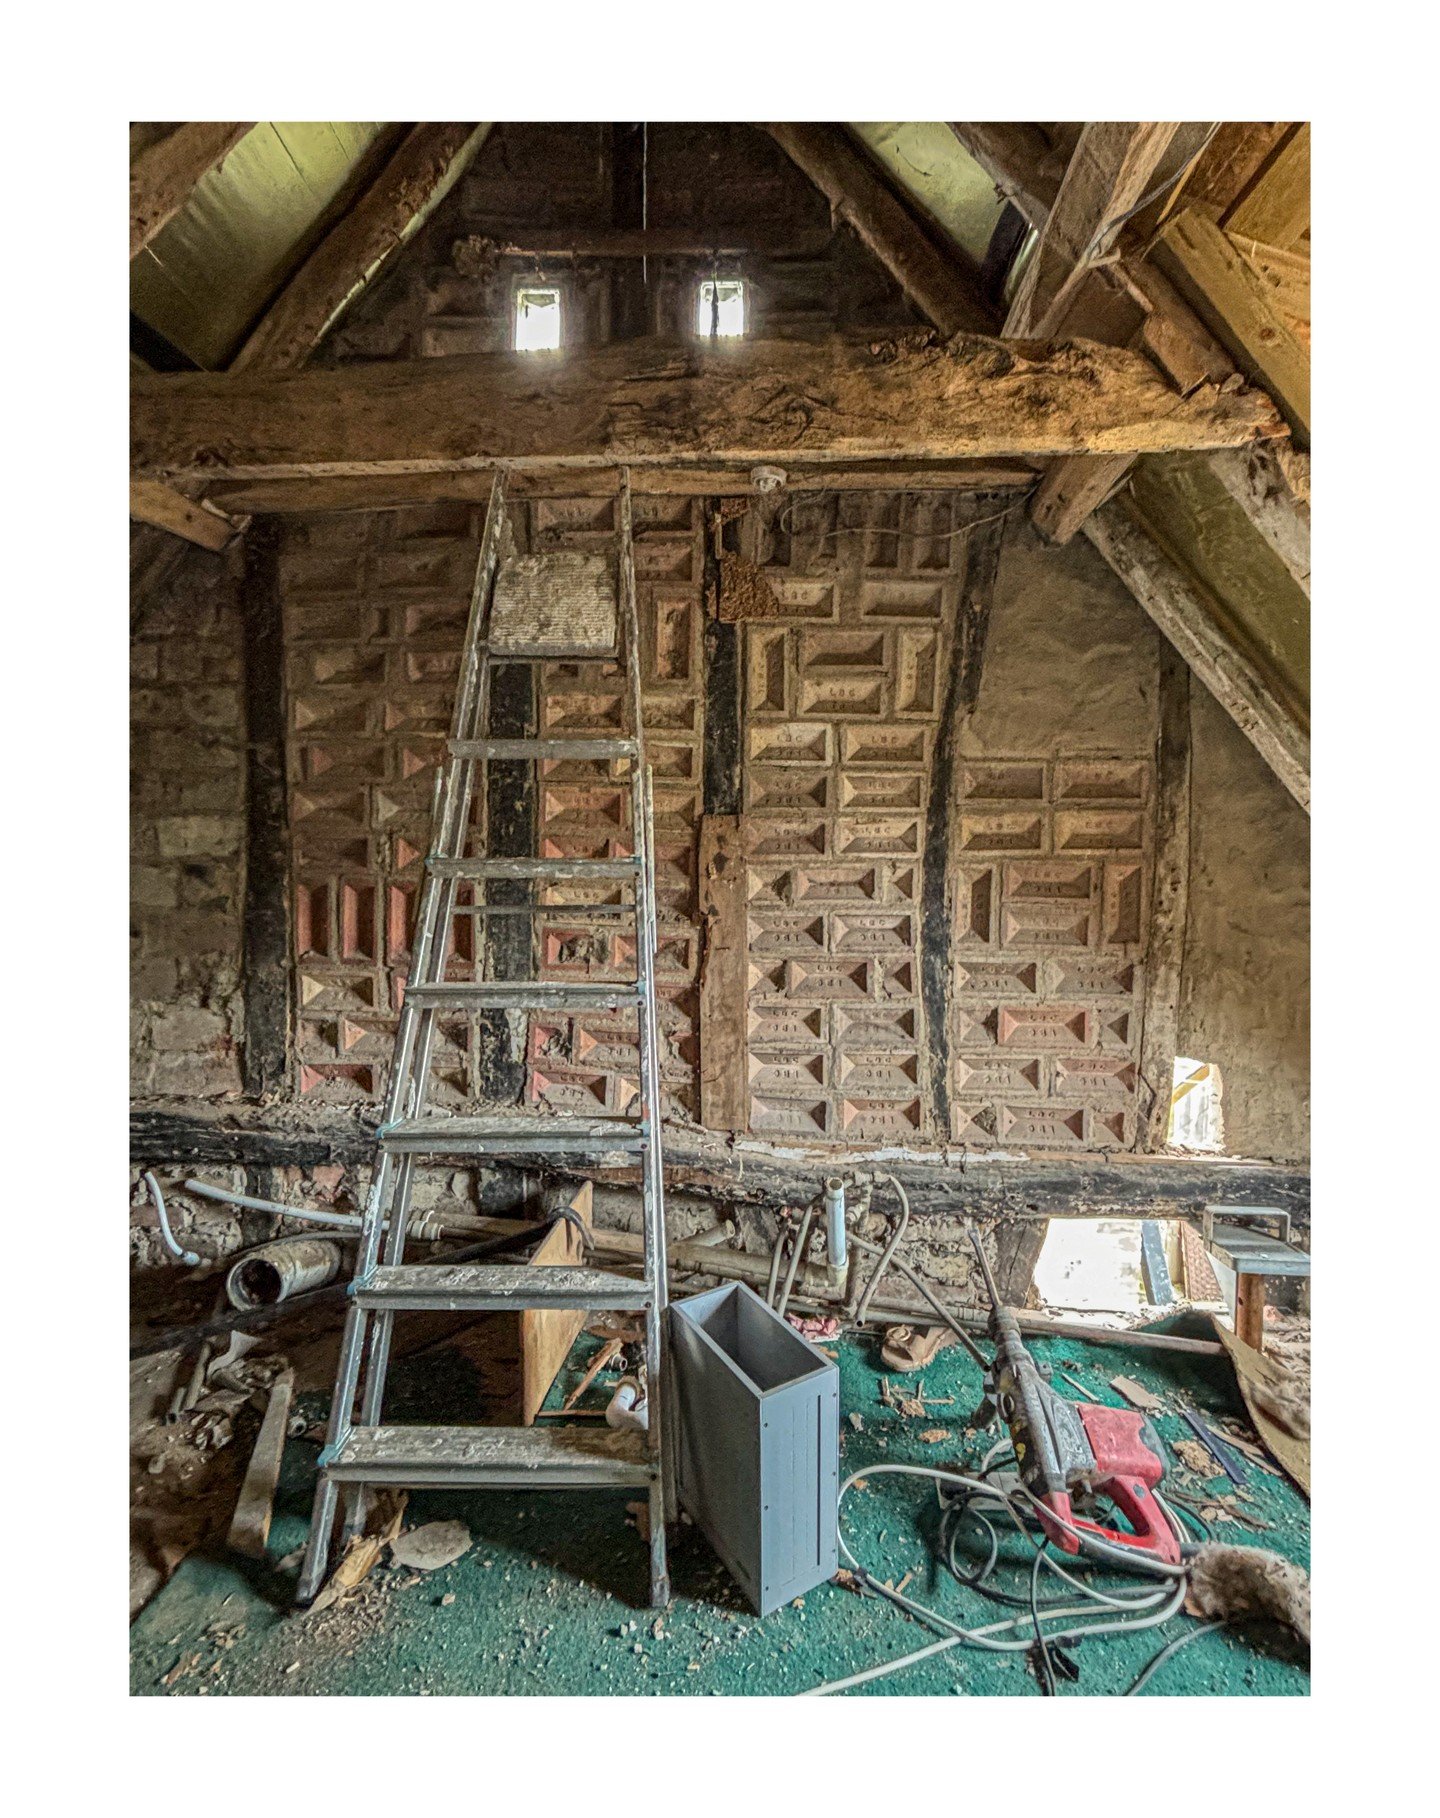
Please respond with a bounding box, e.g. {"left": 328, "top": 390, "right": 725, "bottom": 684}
{"left": 240, "top": 518, "right": 292, "bottom": 1100}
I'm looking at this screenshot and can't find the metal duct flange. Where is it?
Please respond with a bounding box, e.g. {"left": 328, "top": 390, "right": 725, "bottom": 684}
{"left": 226, "top": 1238, "right": 344, "bottom": 1311}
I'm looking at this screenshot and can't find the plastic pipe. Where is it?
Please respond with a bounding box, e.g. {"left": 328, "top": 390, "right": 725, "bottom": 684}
{"left": 226, "top": 1238, "right": 344, "bottom": 1311}
{"left": 605, "top": 1378, "right": 649, "bottom": 1434}
{"left": 823, "top": 1176, "right": 847, "bottom": 1271}
{"left": 183, "top": 1178, "right": 366, "bottom": 1232}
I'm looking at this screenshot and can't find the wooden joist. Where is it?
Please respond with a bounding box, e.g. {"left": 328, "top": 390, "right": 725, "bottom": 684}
{"left": 231, "top": 124, "right": 491, "bottom": 374}
{"left": 132, "top": 332, "right": 1285, "bottom": 483}
{"left": 131, "top": 123, "right": 253, "bottom": 259}
{"left": 765, "top": 123, "right": 995, "bottom": 336}
{"left": 1005, "top": 122, "right": 1184, "bottom": 339}
{"left": 129, "top": 477, "right": 242, "bottom": 552}
{"left": 1083, "top": 494, "right": 1309, "bottom": 812}
{"left": 198, "top": 458, "right": 1041, "bottom": 517}
{"left": 1151, "top": 208, "right": 1310, "bottom": 444}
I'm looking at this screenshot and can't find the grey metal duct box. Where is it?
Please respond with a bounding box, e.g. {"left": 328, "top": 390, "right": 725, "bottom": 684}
{"left": 669, "top": 1282, "right": 839, "bottom": 1615}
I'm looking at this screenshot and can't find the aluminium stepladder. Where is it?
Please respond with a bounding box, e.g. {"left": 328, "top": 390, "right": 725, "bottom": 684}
{"left": 296, "top": 470, "right": 672, "bottom": 1609}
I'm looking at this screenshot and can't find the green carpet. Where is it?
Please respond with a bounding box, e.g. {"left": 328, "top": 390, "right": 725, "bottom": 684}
{"left": 129, "top": 1320, "right": 1309, "bottom": 1697}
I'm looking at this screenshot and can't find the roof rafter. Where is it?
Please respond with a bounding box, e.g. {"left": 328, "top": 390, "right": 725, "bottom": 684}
{"left": 230, "top": 123, "right": 491, "bottom": 374}
{"left": 765, "top": 123, "right": 996, "bottom": 336}
{"left": 130, "top": 123, "right": 253, "bottom": 259}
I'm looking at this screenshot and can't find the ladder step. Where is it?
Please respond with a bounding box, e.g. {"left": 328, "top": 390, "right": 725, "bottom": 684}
{"left": 428, "top": 857, "right": 640, "bottom": 881}
{"left": 380, "top": 1114, "right": 647, "bottom": 1157}
{"left": 323, "top": 1424, "right": 653, "bottom": 1489}
{"left": 449, "top": 738, "right": 638, "bottom": 761}
{"left": 404, "top": 981, "right": 642, "bottom": 1011}
{"left": 353, "top": 1263, "right": 652, "bottom": 1312}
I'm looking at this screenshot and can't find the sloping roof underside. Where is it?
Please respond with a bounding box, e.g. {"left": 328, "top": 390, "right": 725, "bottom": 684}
{"left": 130, "top": 122, "right": 400, "bottom": 368}
{"left": 849, "top": 122, "right": 1010, "bottom": 265}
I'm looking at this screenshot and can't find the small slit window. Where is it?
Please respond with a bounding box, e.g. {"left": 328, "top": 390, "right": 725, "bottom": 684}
{"left": 514, "top": 287, "right": 562, "bottom": 352}
{"left": 697, "top": 279, "right": 746, "bottom": 338}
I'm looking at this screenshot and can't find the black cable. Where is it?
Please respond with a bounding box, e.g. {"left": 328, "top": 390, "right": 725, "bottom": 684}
{"left": 1030, "top": 1542, "right": 1058, "bottom": 1695}
{"left": 1125, "top": 1620, "right": 1228, "bottom": 1696}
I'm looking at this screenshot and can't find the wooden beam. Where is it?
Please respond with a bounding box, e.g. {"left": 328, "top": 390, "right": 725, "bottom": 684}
{"left": 949, "top": 123, "right": 1064, "bottom": 229}
{"left": 1151, "top": 208, "right": 1310, "bottom": 444}
{"left": 698, "top": 816, "right": 746, "bottom": 1133}
{"left": 1138, "top": 646, "right": 1192, "bottom": 1148}
{"left": 230, "top": 124, "right": 490, "bottom": 375}
{"left": 1206, "top": 444, "right": 1310, "bottom": 595}
{"left": 1030, "top": 452, "right": 1136, "bottom": 544}
{"left": 240, "top": 522, "right": 291, "bottom": 1098}
{"left": 1232, "top": 238, "right": 1310, "bottom": 327}
{"left": 130, "top": 1103, "right": 1312, "bottom": 1231}
{"left": 1006, "top": 125, "right": 1190, "bottom": 542}
{"left": 765, "top": 123, "right": 995, "bottom": 336}
{"left": 132, "top": 333, "right": 1286, "bottom": 483}
{"left": 1222, "top": 124, "right": 1309, "bottom": 251}
{"left": 1083, "top": 495, "right": 1308, "bottom": 812}
{"left": 199, "top": 458, "right": 1041, "bottom": 516}
{"left": 1005, "top": 123, "right": 1184, "bottom": 339}
{"left": 129, "top": 477, "right": 241, "bottom": 551}
{"left": 921, "top": 510, "right": 1008, "bottom": 1140}
{"left": 456, "top": 225, "right": 832, "bottom": 262}
{"left": 131, "top": 123, "right": 252, "bottom": 259}
{"left": 520, "top": 1182, "right": 593, "bottom": 1424}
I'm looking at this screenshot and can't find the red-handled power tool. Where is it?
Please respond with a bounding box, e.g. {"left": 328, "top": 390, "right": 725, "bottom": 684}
{"left": 966, "top": 1227, "right": 1181, "bottom": 1568}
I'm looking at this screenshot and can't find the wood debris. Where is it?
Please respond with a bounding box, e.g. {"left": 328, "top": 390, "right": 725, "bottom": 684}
{"left": 1110, "top": 1375, "right": 1165, "bottom": 1412}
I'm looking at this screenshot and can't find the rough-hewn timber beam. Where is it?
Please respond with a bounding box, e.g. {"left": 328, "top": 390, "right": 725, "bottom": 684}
{"left": 1084, "top": 495, "right": 1309, "bottom": 811}
{"left": 129, "top": 1104, "right": 1311, "bottom": 1229}
{"left": 129, "top": 477, "right": 243, "bottom": 551}
{"left": 949, "top": 123, "right": 1064, "bottom": 229}
{"left": 765, "top": 123, "right": 996, "bottom": 336}
{"left": 132, "top": 333, "right": 1285, "bottom": 483}
{"left": 231, "top": 124, "right": 491, "bottom": 375}
{"left": 1221, "top": 124, "right": 1309, "bottom": 251}
{"left": 131, "top": 123, "right": 253, "bottom": 259}
{"left": 1206, "top": 444, "right": 1310, "bottom": 595}
{"left": 1005, "top": 122, "right": 1183, "bottom": 339}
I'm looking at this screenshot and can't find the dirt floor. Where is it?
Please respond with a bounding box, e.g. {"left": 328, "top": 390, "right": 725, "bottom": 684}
{"left": 129, "top": 1315, "right": 1310, "bottom": 1697}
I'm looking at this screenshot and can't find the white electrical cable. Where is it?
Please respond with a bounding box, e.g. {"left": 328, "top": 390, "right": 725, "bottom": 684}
{"left": 802, "top": 1461, "right": 1189, "bottom": 1696}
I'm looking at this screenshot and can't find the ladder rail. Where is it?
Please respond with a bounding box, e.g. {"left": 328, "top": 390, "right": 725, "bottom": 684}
{"left": 299, "top": 469, "right": 674, "bottom": 1611}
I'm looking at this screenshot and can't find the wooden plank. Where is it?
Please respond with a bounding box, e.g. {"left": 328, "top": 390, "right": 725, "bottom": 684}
{"left": 129, "top": 477, "right": 240, "bottom": 551}
{"left": 1138, "top": 645, "right": 1192, "bottom": 1148}
{"left": 1151, "top": 208, "right": 1310, "bottom": 443}
{"left": 698, "top": 816, "right": 747, "bottom": 1133}
{"left": 1206, "top": 443, "right": 1310, "bottom": 595}
{"left": 131, "top": 123, "right": 253, "bottom": 258}
{"left": 200, "top": 459, "right": 1040, "bottom": 516}
{"left": 1084, "top": 495, "right": 1308, "bottom": 812}
{"left": 1006, "top": 123, "right": 1183, "bottom": 339}
{"left": 520, "top": 1181, "right": 594, "bottom": 1425}
{"left": 1222, "top": 125, "right": 1309, "bottom": 251}
{"left": 766, "top": 123, "right": 994, "bottom": 336}
{"left": 132, "top": 333, "right": 1287, "bottom": 483}
{"left": 226, "top": 1367, "right": 295, "bottom": 1559}
{"left": 240, "top": 522, "right": 291, "bottom": 1096}
{"left": 1031, "top": 452, "right": 1136, "bottom": 544}
{"left": 230, "top": 124, "right": 490, "bottom": 375}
